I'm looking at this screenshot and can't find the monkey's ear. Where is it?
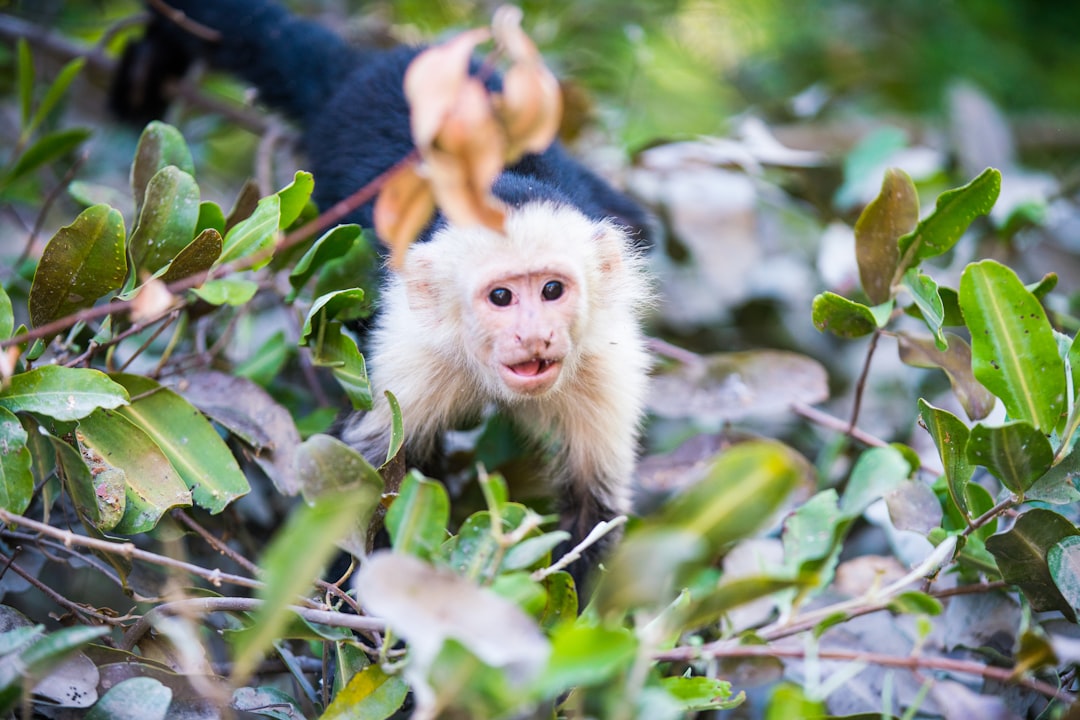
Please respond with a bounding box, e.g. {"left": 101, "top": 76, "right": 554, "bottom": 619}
{"left": 400, "top": 253, "right": 441, "bottom": 313}
{"left": 592, "top": 224, "right": 627, "bottom": 277}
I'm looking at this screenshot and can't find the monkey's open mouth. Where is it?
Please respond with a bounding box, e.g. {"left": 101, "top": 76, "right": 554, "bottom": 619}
{"left": 507, "top": 358, "right": 557, "bottom": 377}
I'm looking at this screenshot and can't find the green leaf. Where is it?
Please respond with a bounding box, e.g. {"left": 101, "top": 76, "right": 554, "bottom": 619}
{"left": 1028, "top": 445, "right": 1080, "bottom": 505}
{"left": 677, "top": 576, "right": 798, "bottom": 631}
{"left": 131, "top": 121, "right": 195, "bottom": 215}
{"left": 196, "top": 201, "right": 226, "bottom": 235}
{"left": 967, "top": 420, "right": 1053, "bottom": 495}
{"left": 854, "top": 167, "right": 917, "bottom": 304}
{"left": 900, "top": 334, "right": 995, "bottom": 421}
{"left": 287, "top": 224, "right": 361, "bottom": 300}
{"left": 232, "top": 687, "right": 306, "bottom": 720}
{"left": 0, "top": 285, "right": 11, "bottom": 340}
{"left": 235, "top": 331, "right": 290, "bottom": 387}
{"left": 109, "top": 374, "right": 250, "bottom": 514}
{"left": 811, "top": 292, "right": 879, "bottom": 338}
{"left": 299, "top": 288, "right": 366, "bottom": 344}
{"left": 159, "top": 227, "right": 222, "bottom": 283}
{"left": 385, "top": 470, "right": 450, "bottom": 559}
{"left": 7, "top": 127, "right": 92, "bottom": 183}
{"left": 16, "top": 39, "right": 31, "bottom": 128}
{"left": 960, "top": 259, "right": 1065, "bottom": 433}
{"left": 835, "top": 126, "right": 908, "bottom": 209}
{"left": 657, "top": 440, "right": 810, "bottom": 552}
{"left": 218, "top": 193, "right": 280, "bottom": 269}
{"left": 917, "top": 400, "right": 975, "bottom": 517}
{"left": 191, "top": 278, "right": 259, "bottom": 306}
{"left": 886, "top": 590, "right": 943, "bottom": 616}
{"left": 0, "top": 366, "right": 128, "bottom": 421}
{"left": 232, "top": 488, "right": 377, "bottom": 681}
{"left": 783, "top": 489, "right": 841, "bottom": 570}
{"left": 661, "top": 675, "right": 742, "bottom": 712}
{"left": 77, "top": 409, "right": 192, "bottom": 533}
{"left": 897, "top": 167, "right": 1001, "bottom": 272}
{"left": 385, "top": 391, "right": 404, "bottom": 465}
{"left": 536, "top": 624, "right": 636, "bottom": 698}
{"left": 85, "top": 677, "right": 172, "bottom": 720}
{"left": 311, "top": 322, "right": 372, "bottom": 411}
{"left": 129, "top": 165, "right": 201, "bottom": 275}
{"left": 839, "top": 445, "right": 911, "bottom": 518}
{"left": 28, "top": 204, "right": 127, "bottom": 329}
{"left": 25, "top": 57, "right": 85, "bottom": 139}
{"left": 293, "top": 433, "right": 384, "bottom": 557}
{"left": 1049, "top": 536, "right": 1080, "bottom": 622}
{"left": 0, "top": 408, "right": 32, "bottom": 515}
{"left": 49, "top": 433, "right": 101, "bottom": 526}
{"left": 502, "top": 531, "right": 570, "bottom": 572}
{"left": 901, "top": 268, "right": 946, "bottom": 349}
{"left": 276, "top": 171, "right": 314, "bottom": 229}
{"left": 985, "top": 508, "right": 1079, "bottom": 620}
{"left": 322, "top": 664, "right": 409, "bottom": 720}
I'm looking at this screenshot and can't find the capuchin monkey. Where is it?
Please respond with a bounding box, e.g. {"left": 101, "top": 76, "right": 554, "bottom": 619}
{"left": 113, "top": 0, "right": 653, "bottom": 595}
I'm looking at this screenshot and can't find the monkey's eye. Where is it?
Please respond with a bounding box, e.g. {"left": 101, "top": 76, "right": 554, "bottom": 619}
{"left": 489, "top": 287, "right": 513, "bottom": 306}
{"left": 541, "top": 280, "right": 564, "bottom": 301}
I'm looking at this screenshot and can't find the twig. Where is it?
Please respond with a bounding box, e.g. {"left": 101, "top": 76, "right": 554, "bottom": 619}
{"left": 655, "top": 642, "right": 1074, "bottom": 704}
{"left": 0, "top": 548, "right": 130, "bottom": 625}
{"left": 532, "top": 515, "right": 627, "bottom": 581}
{"left": 119, "top": 596, "right": 385, "bottom": 652}
{"left": 847, "top": 329, "right": 881, "bottom": 433}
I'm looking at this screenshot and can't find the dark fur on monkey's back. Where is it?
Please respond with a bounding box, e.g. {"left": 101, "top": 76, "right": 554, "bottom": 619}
{"left": 112, "top": 0, "right": 651, "bottom": 248}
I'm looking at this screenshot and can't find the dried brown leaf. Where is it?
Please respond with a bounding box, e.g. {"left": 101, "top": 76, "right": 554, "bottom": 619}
{"left": 493, "top": 6, "right": 562, "bottom": 159}
{"left": 373, "top": 164, "right": 437, "bottom": 269}
{"left": 403, "top": 28, "right": 491, "bottom": 149}
{"left": 129, "top": 277, "right": 177, "bottom": 324}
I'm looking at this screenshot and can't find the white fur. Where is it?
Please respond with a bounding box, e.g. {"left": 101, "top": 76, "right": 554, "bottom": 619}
{"left": 341, "top": 202, "right": 652, "bottom": 515}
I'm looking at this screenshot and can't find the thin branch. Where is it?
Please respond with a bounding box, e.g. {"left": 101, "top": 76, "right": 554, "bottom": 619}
{"left": 120, "top": 596, "right": 384, "bottom": 652}
{"left": 655, "top": 643, "right": 1074, "bottom": 704}
{"left": 0, "top": 548, "right": 130, "bottom": 626}
{"left": 532, "top": 515, "right": 627, "bottom": 581}
{"left": 847, "top": 329, "right": 881, "bottom": 433}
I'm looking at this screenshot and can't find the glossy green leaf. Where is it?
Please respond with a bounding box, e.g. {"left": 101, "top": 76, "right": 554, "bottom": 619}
{"left": 29, "top": 204, "right": 126, "bottom": 328}
{"left": 960, "top": 259, "right": 1065, "bottom": 433}
{"left": 232, "top": 687, "right": 305, "bottom": 720}
{"left": 0, "top": 408, "right": 32, "bottom": 515}
{"left": 783, "top": 489, "right": 841, "bottom": 570}
{"left": 985, "top": 508, "right": 1078, "bottom": 620}
{"left": 110, "top": 374, "right": 250, "bottom": 513}
{"left": 191, "top": 278, "right": 258, "bottom": 306}
{"left": 502, "top": 530, "right": 570, "bottom": 572}
{"left": 385, "top": 470, "right": 450, "bottom": 559}
{"left": 811, "top": 292, "right": 878, "bottom": 338}
{"left": 299, "top": 288, "right": 366, "bottom": 344}
{"left": 855, "top": 167, "right": 917, "bottom": 304}
{"left": 131, "top": 121, "right": 195, "bottom": 215}
{"left": 293, "top": 433, "right": 384, "bottom": 557}
{"left": 0, "top": 366, "right": 128, "bottom": 421}
{"left": 900, "top": 334, "right": 995, "bottom": 421}
{"left": 311, "top": 322, "right": 372, "bottom": 411}
{"left": 25, "top": 57, "right": 85, "bottom": 139}
{"left": 85, "top": 677, "right": 172, "bottom": 720}
{"left": 1028, "top": 445, "right": 1080, "bottom": 505}
{"left": 218, "top": 193, "right": 280, "bottom": 269}
{"left": 1049, "top": 535, "right": 1080, "bottom": 621}
{"left": 232, "top": 487, "right": 376, "bottom": 681}
{"left": 7, "top": 127, "right": 91, "bottom": 183}
{"left": 661, "top": 675, "right": 743, "bottom": 712}
{"left": 886, "top": 590, "right": 943, "bottom": 615}
{"left": 159, "top": 227, "right": 222, "bottom": 283}
{"left": 967, "top": 420, "right": 1053, "bottom": 494}
{"left": 657, "top": 440, "right": 810, "bottom": 552}
{"left": 276, "top": 171, "right": 314, "bottom": 229}
{"left": 839, "top": 445, "right": 912, "bottom": 518}
{"left": 917, "top": 400, "right": 975, "bottom": 517}
{"left": 196, "top": 201, "right": 226, "bottom": 235}
{"left": 77, "top": 409, "right": 192, "bottom": 534}
{"left": 538, "top": 572, "right": 577, "bottom": 630}
{"left": 896, "top": 167, "right": 1001, "bottom": 272}
{"left": 0, "top": 285, "right": 11, "bottom": 340}
{"left": 49, "top": 433, "right": 100, "bottom": 526}
{"left": 385, "top": 391, "right": 404, "bottom": 465}
{"left": 901, "top": 268, "right": 947, "bottom": 349}
{"left": 602, "top": 528, "right": 707, "bottom": 611}
{"left": 287, "top": 224, "right": 361, "bottom": 300}
{"left": 129, "top": 165, "right": 200, "bottom": 275}
{"left": 536, "top": 624, "right": 636, "bottom": 698}
{"left": 322, "top": 664, "right": 409, "bottom": 720}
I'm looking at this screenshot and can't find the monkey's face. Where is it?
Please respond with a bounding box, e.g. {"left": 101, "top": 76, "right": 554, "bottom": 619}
{"left": 471, "top": 266, "right": 580, "bottom": 397}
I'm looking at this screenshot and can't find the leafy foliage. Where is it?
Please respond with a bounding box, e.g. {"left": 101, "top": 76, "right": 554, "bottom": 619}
{"left": 2, "top": 2, "right": 1080, "bottom": 719}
